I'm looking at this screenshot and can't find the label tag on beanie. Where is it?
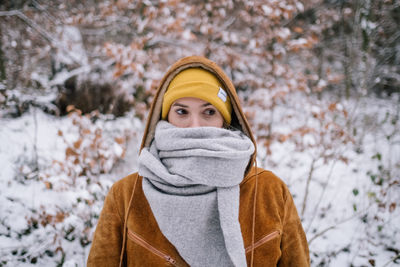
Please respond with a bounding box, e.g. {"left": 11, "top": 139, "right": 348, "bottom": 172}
{"left": 218, "top": 87, "right": 227, "bottom": 102}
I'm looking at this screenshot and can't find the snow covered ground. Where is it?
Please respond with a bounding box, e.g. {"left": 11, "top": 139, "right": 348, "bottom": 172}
{"left": 0, "top": 94, "right": 399, "bottom": 266}
{"left": 0, "top": 109, "right": 143, "bottom": 266}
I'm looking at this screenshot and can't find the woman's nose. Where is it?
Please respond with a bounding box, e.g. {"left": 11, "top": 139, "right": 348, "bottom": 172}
{"left": 188, "top": 115, "right": 201, "bottom": 128}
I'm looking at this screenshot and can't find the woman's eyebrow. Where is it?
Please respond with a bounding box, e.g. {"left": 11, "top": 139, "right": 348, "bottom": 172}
{"left": 202, "top": 103, "right": 212, "bottom": 107}
{"left": 172, "top": 103, "right": 188, "bottom": 107}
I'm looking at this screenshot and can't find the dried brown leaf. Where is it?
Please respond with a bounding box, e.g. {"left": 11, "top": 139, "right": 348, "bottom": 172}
{"left": 73, "top": 139, "right": 82, "bottom": 149}
{"left": 389, "top": 203, "right": 396, "bottom": 213}
{"left": 115, "top": 137, "right": 124, "bottom": 144}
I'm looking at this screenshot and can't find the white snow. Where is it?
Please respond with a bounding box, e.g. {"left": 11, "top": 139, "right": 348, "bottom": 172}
{"left": 1, "top": 93, "right": 399, "bottom": 266}
{"left": 262, "top": 5, "right": 273, "bottom": 16}
{"left": 0, "top": 108, "right": 141, "bottom": 266}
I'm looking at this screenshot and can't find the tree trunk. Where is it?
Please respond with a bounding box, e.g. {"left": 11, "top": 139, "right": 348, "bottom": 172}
{"left": 0, "top": 27, "right": 6, "bottom": 82}
{"left": 340, "top": 2, "right": 351, "bottom": 99}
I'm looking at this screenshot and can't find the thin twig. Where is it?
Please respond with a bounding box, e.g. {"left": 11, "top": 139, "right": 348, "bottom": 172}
{"left": 308, "top": 209, "right": 367, "bottom": 245}
{"left": 0, "top": 10, "right": 82, "bottom": 66}
{"left": 0, "top": 10, "right": 20, "bottom": 16}
{"left": 17, "top": 11, "right": 56, "bottom": 44}
{"left": 382, "top": 253, "right": 400, "bottom": 267}
{"left": 32, "top": 0, "right": 60, "bottom": 25}
{"left": 308, "top": 225, "right": 336, "bottom": 244}
{"left": 301, "top": 157, "right": 316, "bottom": 217}
{"left": 32, "top": 107, "right": 39, "bottom": 174}
{"left": 305, "top": 145, "right": 346, "bottom": 234}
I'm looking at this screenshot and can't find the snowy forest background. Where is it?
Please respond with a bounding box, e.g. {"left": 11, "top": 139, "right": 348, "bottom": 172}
{"left": 0, "top": 0, "right": 399, "bottom": 266}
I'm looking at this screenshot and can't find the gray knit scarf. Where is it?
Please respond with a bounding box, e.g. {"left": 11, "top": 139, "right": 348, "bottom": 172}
{"left": 138, "top": 121, "right": 254, "bottom": 267}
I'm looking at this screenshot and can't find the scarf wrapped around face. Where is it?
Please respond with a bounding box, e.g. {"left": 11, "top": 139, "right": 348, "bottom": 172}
{"left": 138, "top": 121, "right": 254, "bottom": 267}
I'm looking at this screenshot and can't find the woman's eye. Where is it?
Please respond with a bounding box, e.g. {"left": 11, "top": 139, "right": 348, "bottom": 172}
{"left": 204, "top": 109, "right": 216, "bottom": 116}
{"left": 175, "top": 108, "right": 187, "bottom": 115}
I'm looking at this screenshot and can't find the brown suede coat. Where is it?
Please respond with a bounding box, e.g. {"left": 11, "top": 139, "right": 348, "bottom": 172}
{"left": 87, "top": 56, "right": 309, "bottom": 266}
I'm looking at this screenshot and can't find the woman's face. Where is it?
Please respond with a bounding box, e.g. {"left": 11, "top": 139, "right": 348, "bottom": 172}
{"left": 167, "top": 97, "right": 224, "bottom": 128}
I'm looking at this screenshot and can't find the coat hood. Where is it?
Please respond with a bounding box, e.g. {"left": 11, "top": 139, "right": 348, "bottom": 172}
{"left": 139, "top": 56, "right": 257, "bottom": 174}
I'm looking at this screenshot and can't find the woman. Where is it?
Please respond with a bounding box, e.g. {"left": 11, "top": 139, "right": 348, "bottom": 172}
{"left": 87, "top": 56, "right": 309, "bottom": 266}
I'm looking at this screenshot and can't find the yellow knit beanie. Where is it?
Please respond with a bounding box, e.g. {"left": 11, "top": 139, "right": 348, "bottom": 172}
{"left": 162, "top": 68, "right": 232, "bottom": 124}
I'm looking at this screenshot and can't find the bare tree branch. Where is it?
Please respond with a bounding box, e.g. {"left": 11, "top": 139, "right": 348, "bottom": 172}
{"left": 0, "top": 10, "right": 83, "bottom": 66}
